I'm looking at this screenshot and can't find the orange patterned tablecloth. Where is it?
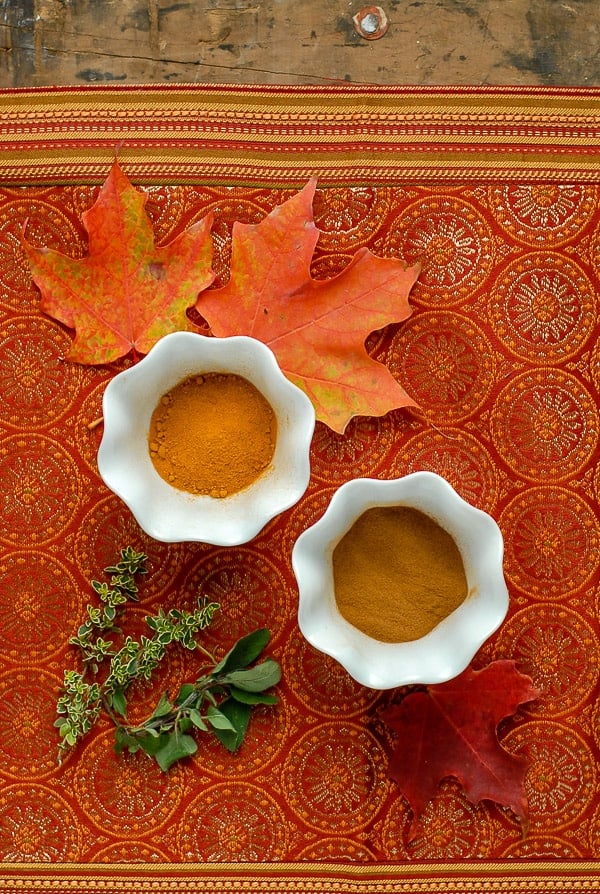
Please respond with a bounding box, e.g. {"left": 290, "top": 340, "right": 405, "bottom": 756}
{"left": 0, "top": 85, "right": 599, "bottom": 892}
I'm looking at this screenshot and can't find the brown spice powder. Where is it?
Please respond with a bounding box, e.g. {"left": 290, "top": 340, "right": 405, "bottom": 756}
{"left": 148, "top": 372, "right": 277, "bottom": 497}
{"left": 332, "top": 506, "right": 468, "bottom": 643}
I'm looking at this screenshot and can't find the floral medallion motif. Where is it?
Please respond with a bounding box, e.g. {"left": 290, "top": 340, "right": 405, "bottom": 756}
{"left": 282, "top": 625, "right": 379, "bottom": 719}
{"left": 176, "top": 782, "right": 288, "bottom": 860}
{"left": 183, "top": 192, "right": 278, "bottom": 286}
{"left": 187, "top": 697, "right": 288, "bottom": 779}
{"left": 0, "top": 783, "right": 82, "bottom": 861}
{"left": 295, "top": 837, "right": 378, "bottom": 862}
{"left": 281, "top": 723, "right": 389, "bottom": 833}
{"left": 493, "top": 604, "right": 599, "bottom": 717}
{"left": 309, "top": 417, "right": 395, "bottom": 484}
{"left": 588, "top": 801, "right": 600, "bottom": 855}
{"left": 0, "top": 315, "right": 82, "bottom": 429}
{"left": 88, "top": 840, "right": 172, "bottom": 862}
{"left": 392, "top": 427, "right": 499, "bottom": 512}
{"left": 144, "top": 184, "right": 188, "bottom": 243}
{"left": 0, "top": 196, "right": 84, "bottom": 313}
{"left": 591, "top": 336, "right": 600, "bottom": 396}
{"left": 386, "top": 311, "right": 495, "bottom": 423}
{"left": 489, "top": 253, "right": 595, "bottom": 362}
{"left": 488, "top": 184, "right": 597, "bottom": 247}
{"left": 382, "top": 196, "right": 494, "bottom": 306}
{"left": 499, "top": 487, "right": 598, "bottom": 599}
{"left": 500, "top": 721, "right": 595, "bottom": 832}
{"left": 589, "top": 216, "right": 600, "bottom": 283}
{"left": 73, "top": 375, "right": 117, "bottom": 477}
{"left": 181, "top": 547, "right": 292, "bottom": 648}
{"left": 379, "top": 779, "right": 493, "bottom": 860}
{"left": 490, "top": 370, "right": 598, "bottom": 482}
{"left": 309, "top": 251, "right": 355, "bottom": 282}
{"left": 501, "top": 834, "right": 583, "bottom": 859}
{"left": 312, "top": 186, "right": 392, "bottom": 250}
{"left": 590, "top": 692, "right": 600, "bottom": 754}
{"left": 74, "top": 729, "right": 185, "bottom": 836}
{"left": 75, "top": 495, "right": 183, "bottom": 602}
{"left": 0, "top": 434, "right": 80, "bottom": 547}
{"left": 0, "top": 669, "right": 62, "bottom": 779}
{"left": 0, "top": 551, "right": 80, "bottom": 664}
{"left": 277, "top": 484, "right": 336, "bottom": 564}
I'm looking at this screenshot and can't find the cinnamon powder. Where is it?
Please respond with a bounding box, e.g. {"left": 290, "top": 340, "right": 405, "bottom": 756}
{"left": 148, "top": 373, "right": 277, "bottom": 497}
{"left": 332, "top": 506, "right": 468, "bottom": 643}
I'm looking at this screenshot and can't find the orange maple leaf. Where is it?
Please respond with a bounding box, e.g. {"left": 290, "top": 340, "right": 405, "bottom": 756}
{"left": 196, "top": 180, "right": 420, "bottom": 433}
{"left": 25, "top": 160, "right": 215, "bottom": 365}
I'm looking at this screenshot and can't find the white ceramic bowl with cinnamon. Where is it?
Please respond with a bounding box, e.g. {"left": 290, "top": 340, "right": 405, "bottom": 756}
{"left": 97, "top": 331, "right": 315, "bottom": 544}
{"left": 292, "top": 472, "right": 508, "bottom": 689}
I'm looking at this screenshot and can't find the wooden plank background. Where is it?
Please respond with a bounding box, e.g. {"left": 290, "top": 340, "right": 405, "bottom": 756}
{"left": 1, "top": 0, "right": 599, "bottom": 89}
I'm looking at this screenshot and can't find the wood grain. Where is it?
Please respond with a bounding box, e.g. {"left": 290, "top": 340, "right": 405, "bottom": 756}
{"left": 1, "top": 0, "right": 599, "bottom": 88}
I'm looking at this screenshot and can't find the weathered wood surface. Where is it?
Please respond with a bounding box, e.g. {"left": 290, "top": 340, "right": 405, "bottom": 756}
{"left": 1, "top": 0, "right": 599, "bottom": 89}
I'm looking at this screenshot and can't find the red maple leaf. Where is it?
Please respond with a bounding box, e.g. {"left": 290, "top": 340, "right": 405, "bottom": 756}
{"left": 196, "top": 179, "right": 420, "bottom": 433}
{"left": 381, "top": 661, "right": 539, "bottom": 827}
{"left": 25, "top": 160, "right": 215, "bottom": 364}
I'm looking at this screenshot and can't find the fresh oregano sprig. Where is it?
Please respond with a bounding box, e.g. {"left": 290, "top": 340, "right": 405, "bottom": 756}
{"left": 114, "top": 627, "right": 281, "bottom": 771}
{"left": 55, "top": 547, "right": 281, "bottom": 771}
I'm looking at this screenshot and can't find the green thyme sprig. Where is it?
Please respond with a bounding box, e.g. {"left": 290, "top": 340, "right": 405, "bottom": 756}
{"left": 55, "top": 547, "right": 281, "bottom": 771}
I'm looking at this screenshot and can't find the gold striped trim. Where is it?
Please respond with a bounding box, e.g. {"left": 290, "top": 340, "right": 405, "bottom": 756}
{"left": 0, "top": 129, "right": 597, "bottom": 147}
{"left": 1, "top": 83, "right": 599, "bottom": 113}
{"left": 2, "top": 860, "right": 600, "bottom": 892}
{"left": 0, "top": 85, "right": 598, "bottom": 185}
{"left": 1, "top": 150, "right": 599, "bottom": 188}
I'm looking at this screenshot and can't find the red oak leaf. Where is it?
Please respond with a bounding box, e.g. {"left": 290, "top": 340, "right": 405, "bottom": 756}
{"left": 25, "top": 160, "right": 215, "bottom": 364}
{"left": 196, "top": 179, "right": 420, "bottom": 433}
{"left": 381, "top": 661, "right": 539, "bottom": 828}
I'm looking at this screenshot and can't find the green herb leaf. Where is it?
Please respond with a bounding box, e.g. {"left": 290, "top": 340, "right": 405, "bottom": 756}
{"left": 206, "top": 704, "right": 236, "bottom": 731}
{"left": 175, "top": 683, "right": 196, "bottom": 705}
{"left": 229, "top": 686, "right": 279, "bottom": 705}
{"left": 150, "top": 692, "right": 174, "bottom": 719}
{"left": 179, "top": 716, "right": 193, "bottom": 734}
{"left": 189, "top": 708, "right": 208, "bottom": 731}
{"left": 114, "top": 727, "right": 141, "bottom": 754}
{"left": 211, "top": 698, "right": 252, "bottom": 752}
{"left": 153, "top": 732, "right": 198, "bottom": 771}
{"left": 133, "top": 728, "right": 199, "bottom": 770}
{"left": 212, "top": 628, "right": 271, "bottom": 676}
{"left": 222, "top": 658, "right": 281, "bottom": 692}
{"left": 111, "top": 689, "right": 127, "bottom": 717}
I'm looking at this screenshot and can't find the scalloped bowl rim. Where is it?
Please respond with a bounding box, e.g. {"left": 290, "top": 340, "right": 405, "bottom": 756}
{"left": 97, "top": 332, "right": 315, "bottom": 544}
{"left": 292, "top": 472, "right": 509, "bottom": 689}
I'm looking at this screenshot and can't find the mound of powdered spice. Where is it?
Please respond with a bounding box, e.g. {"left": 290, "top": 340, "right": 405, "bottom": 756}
{"left": 148, "top": 372, "right": 277, "bottom": 497}
{"left": 332, "top": 506, "right": 468, "bottom": 643}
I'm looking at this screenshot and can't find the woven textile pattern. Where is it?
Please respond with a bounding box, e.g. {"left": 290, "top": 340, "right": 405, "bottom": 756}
{"left": 0, "top": 179, "right": 599, "bottom": 876}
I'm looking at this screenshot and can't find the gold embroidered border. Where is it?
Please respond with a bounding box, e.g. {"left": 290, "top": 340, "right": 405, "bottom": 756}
{"left": 1, "top": 861, "right": 600, "bottom": 892}
{"left": 0, "top": 84, "right": 599, "bottom": 185}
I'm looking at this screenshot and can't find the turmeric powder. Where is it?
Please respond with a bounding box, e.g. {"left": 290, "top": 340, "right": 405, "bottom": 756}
{"left": 148, "top": 373, "right": 277, "bottom": 498}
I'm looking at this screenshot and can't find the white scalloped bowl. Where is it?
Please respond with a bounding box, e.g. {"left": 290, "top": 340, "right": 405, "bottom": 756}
{"left": 292, "top": 472, "right": 508, "bottom": 689}
{"left": 97, "top": 332, "right": 315, "bottom": 544}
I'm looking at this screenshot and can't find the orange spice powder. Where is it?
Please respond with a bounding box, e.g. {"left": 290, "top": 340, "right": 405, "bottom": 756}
{"left": 332, "top": 506, "right": 468, "bottom": 643}
{"left": 148, "top": 373, "right": 277, "bottom": 498}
